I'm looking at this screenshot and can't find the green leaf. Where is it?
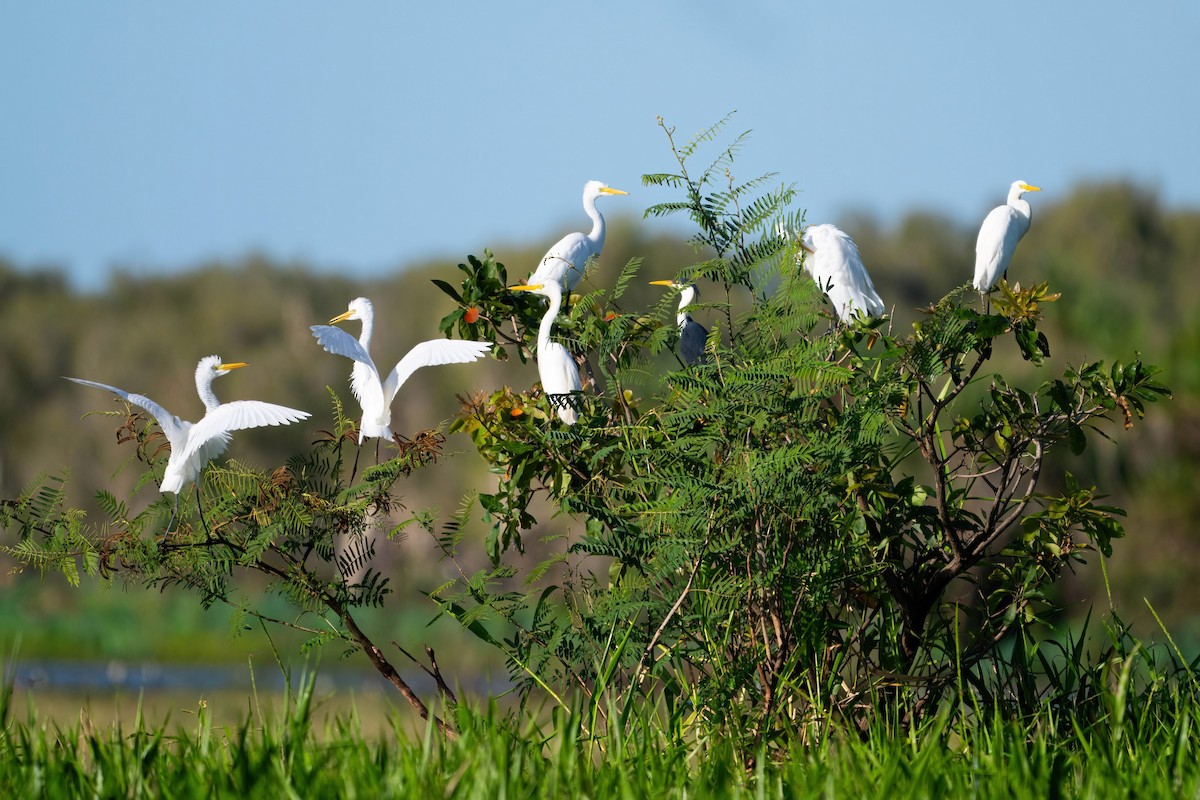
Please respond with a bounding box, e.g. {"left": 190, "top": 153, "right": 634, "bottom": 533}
{"left": 431, "top": 278, "right": 463, "bottom": 303}
{"left": 1068, "top": 425, "right": 1087, "bottom": 455}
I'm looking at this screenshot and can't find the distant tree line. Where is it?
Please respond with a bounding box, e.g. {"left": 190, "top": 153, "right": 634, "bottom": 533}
{"left": 0, "top": 181, "right": 1195, "bottom": 633}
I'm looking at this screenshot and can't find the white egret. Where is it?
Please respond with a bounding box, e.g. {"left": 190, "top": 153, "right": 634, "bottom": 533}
{"left": 311, "top": 297, "right": 491, "bottom": 443}
{"left": 649, "top": 280, "right": 709, "bottom": 365}
{"left": 509, "top": 281, "right": 582, "bottom": 425}
{"left": 798, "top": 224, "right": 885, "bottom": 323}
{"left": 66, "top": 356, "right": 311, "bottom": 530}
{"left": 527, "top": 180, "right": 628, "bottom": 293}
{"left": 973, "top": 180, "right": 1041, "bottom": 292}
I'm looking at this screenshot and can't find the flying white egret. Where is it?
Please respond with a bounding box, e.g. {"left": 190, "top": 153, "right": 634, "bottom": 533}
{"left": 508, "top": 281, "right": 582, "bottom": 425}
{"left": 798, "top": 224, "right": 885, "bottom": 323}
{"left": 311, "top": 297, "right": 491, "bottom": 443}
{"left": 66, "top": 356, "right": 311, "bottom": 530}
{"left": 973, "top": 180, "right": 1042, "bottom": 292}
{"left": 649, "top": 280, "right": 709, "bottom": 365}
{"left": 527, "top": 180, "right": 628, "bottom": 293}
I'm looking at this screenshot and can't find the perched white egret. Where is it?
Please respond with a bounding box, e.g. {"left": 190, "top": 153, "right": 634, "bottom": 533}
{"left": 649, "top": 280, "right": 709, "bottom": 365}
{"left": 66, "top": 356, "right": 311, "bottom": 529}
{"left": 509, "top": 281, "right": 582, "bottom": 425}
{"left": 527, "top": 180, "right": 628, "bottom": 292}
{"left": 798, "top": 224, "right": 885, "bottom": 323}
{"left": 311, "top": 297, "right": 491, "bottom": 443}
{"left": 973, "top": 180, "right": 1041, "bottom": 292}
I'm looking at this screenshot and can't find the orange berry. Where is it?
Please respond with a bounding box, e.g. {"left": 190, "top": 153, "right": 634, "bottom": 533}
{"left": 464, "top": 307, "right": 481, "bottom": 324}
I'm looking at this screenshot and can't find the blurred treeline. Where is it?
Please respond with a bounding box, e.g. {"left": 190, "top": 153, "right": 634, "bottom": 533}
{"left": 0, "top": 181, "right": 1197, "bottom": 642}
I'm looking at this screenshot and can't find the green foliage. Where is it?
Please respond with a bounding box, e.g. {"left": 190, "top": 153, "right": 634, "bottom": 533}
{"left": 643, "top": 114, "right": 795, "bottom": 281}
{"left": 433, "top": 250, "right": 540, "bottom": 364}
{"left": 2, "top": 472, "right": 97, "bottom": 587}
{"left": 432, "top": 117, "right": 1171, "bottom": 745}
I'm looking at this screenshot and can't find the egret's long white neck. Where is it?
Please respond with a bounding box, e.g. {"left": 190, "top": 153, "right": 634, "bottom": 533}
{"left": 538, "top": 285, "right": 563, "bottom": 354}
{"left": 357, "top": 306, "right": 374, "bottom": 351}
{"left": 676, "top": 286, "right": 696, "bottom": 331}
{"left": 1008, "top": 191, "right": 1032, "bottom": 225}
{"left": 196, "top": 370, "right": 221, "bottom": 413}
{"left": 583, "top": 191, "right": 606, "bottom": 251}
{"left": 1013, "top": 199, "right": 1032, "bottom": 223}
{"left": 1007, "top": 185, "right": 1032, "bottom": 222}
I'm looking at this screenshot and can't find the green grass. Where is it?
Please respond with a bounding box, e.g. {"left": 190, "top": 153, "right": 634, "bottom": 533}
{"left": 1, "top": 595, "right": 1195, "bottom": 798}
{"left": 0, "top": 670, "right": 1197, "bottom": 799}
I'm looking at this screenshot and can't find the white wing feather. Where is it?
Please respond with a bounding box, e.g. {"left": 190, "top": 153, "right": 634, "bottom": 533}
{"left": 65, "top": 377, "right": 190, "bottom": 449}
{"left": 803, "top": 225, "right": 884, "bottom": 322}
{"left": 310, "top": 324, "right": 378, "bottom": 370}
{"left": 310, "top": 324, "right": 385, "bottom": 408}
{"left": 531, "top": 233, "right": 595, "bottom": 291}
{"left": 177, "top": 401, "right": 310, "bottom": 464}
{"left": 973, "top": 206, "right": 1027, "bottom": 291}
{"left": 382, "top": 339, "right": 492, "bottom": 404}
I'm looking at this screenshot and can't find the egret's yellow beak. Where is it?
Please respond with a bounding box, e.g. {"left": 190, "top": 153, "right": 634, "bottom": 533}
{"left": 648, "top": 280, "right": 677, "bottom": 287}
{"left": 509, "top": 284, "right": 543, "bottom": 292}
{"left": 799, "top": 243, "right": 815, "bottom": 254}
{"left": 599, "top": 187, "right": 628, "bottom": 196}
{"left": 218, "top": 362, "right": 248, "bottom": 371}
{"left": 329, "top": 309, "right": 356, "bottom": 324}
{"left": 1020, "top": 183, "right": 1041, "bottom": 192}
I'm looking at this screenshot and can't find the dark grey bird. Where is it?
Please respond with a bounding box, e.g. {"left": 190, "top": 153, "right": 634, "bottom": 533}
{"left": 650, "top": 280, "right": 709, "bottom": 366}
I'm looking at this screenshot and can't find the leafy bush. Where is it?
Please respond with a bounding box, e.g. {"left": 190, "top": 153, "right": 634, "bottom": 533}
{"left": 431, "top": 117, "right": 1169, "bottom": 742}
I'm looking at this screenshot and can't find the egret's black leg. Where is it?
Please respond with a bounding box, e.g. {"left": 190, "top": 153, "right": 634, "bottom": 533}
{"left": 195, "top": 483, "right": 214, "bottom": 540}
{"left": 166, "top": 493, "right": 181, "bottom": 534}
{"left": 562, "top": 267, "right": 576, "bottom": 313}
{"left": 348, "top": 421, "right": 364, "bottom": 485}
{"left": 349, "top": 442, "right": 362, "bottom": 485}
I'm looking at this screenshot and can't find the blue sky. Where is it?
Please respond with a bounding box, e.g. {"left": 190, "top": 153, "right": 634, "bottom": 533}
{"left": 3, "top": 2, "right": 1198, "bottom": 290}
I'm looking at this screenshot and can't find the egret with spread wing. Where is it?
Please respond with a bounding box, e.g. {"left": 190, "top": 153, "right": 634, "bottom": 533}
{"left": 974, "top": 180, "right": 1041, "bottom": 293}
{"left": 649, "top": 280, "right": 709, "bottom": 365}
{"left": 311, "top": 297, "right": 491, "bottom": 443}
{"left": 509, "top": 281, "right": 582, "bottom": 425}
{"left": 798, "top": 224, "right": 885, "bottom": 323}
{"left": 67, "top": 356, "right": 311, "bottom": 531}
{"left": 527, "top": 180, "right": 628, "bottom": 293}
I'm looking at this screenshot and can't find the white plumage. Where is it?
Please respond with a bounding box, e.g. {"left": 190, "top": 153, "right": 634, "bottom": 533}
{"left": 798, "top": 224, "right": 885, "bottom": 323}
{"left": 527, "top": 180, "right": 628, "bottom": 292}
{"left": 973, "top": 180, "right": 1041, "bottom": 292}
{"left": 66, "top": 356, "right": 310, "bottom": 496}
{"left": 509, "top": 281, "right": 582, "bottom": 425}
{"left": 311, "top": 297, "right": 491, "bottom": 442}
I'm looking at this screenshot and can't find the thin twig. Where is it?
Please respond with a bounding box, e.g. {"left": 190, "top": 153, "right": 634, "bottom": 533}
{"left": 635, "top": 516, "right": 716, "bottom": 685}
{"left": 392, "top": 642, "right": 459, "bottom": 706}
